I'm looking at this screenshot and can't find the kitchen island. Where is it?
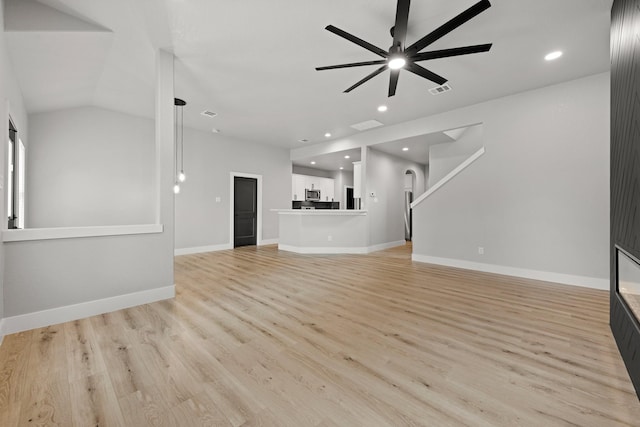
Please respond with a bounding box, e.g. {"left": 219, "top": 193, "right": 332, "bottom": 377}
{"left": 274, "top": 209, "right": 368, "bottom": 254}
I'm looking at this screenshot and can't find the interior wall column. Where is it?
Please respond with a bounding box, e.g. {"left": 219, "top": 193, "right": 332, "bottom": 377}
{"left": 155, "top": 49, "right": 176, "bottom": 266}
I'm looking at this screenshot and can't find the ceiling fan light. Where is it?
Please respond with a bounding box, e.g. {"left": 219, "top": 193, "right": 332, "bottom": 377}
{"left": 388, "top": 56, "right": 406, "bottom": 70}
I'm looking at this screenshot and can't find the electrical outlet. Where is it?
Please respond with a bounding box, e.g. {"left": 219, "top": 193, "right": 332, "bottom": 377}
{"left": 478, "top": 247, "right": 484, "bottom": 255}
{"left": 327, "top": 235, "right": 333, "bottom": 242}
{"left": 215, "top": 197, "right": 221, "bottom": 203}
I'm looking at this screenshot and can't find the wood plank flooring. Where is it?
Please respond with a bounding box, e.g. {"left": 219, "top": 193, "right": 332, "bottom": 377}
{"left": 1, "top": 244, "right": 639, "bottom": 426}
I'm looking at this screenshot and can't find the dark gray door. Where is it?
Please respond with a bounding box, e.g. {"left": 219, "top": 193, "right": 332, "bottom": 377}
{"left": 234, "top": 177, "right": 257, "bottom": 247}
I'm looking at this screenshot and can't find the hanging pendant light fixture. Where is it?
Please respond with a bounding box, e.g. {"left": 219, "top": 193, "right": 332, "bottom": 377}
{"left": 174, "top": 97, "right": 187, "bottom": 194}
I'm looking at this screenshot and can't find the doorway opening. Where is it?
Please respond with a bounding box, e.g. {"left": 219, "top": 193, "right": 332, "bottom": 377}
{"left": 230, "top": 172, "right": 262, "bottom": 248}
{"left": 404, "top": 170, "right": 416, "bottom": 241}
{"left": 345, "top": 186, "right": 355, "bottom": 210}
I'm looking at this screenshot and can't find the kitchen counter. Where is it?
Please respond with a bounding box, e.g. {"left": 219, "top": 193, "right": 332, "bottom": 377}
{"left": 274, "top": 209, "right": 366, "bottom": 215}
{"left": 291, "top": 200, "right": 339, "bottom": 210}
{"left": 273, "top": 209, "right": 368, "bottom": 254}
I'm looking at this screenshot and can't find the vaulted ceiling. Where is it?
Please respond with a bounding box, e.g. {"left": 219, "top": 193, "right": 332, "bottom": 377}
{"left": 4, "top": 0, "right": 612, "bottom": 148}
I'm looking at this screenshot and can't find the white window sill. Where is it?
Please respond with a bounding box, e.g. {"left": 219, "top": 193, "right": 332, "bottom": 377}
{"left": 2, "top": 224, "right": 163, "bottom": 242}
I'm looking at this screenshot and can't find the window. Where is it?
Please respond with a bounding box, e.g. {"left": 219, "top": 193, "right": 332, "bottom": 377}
{"left": 7, "top": 118, "right": 25, "bottom": 229}
{"left": 18, "top": 138, "right": 25, "bottom": 229}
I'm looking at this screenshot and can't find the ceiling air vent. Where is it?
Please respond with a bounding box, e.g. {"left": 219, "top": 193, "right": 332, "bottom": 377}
{"left": 350, "top": 120, "right": 383, "bottom": 131}
{"left": 429, "top": 83, "right": 452, "bottom": 95}
{"left": 201, "top": 110, "right": 217, "bottom": 118}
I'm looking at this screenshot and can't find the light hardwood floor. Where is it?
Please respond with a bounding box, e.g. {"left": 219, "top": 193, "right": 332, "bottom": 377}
{"left": 1, "top": 244, "right": 639, "bottom": 426}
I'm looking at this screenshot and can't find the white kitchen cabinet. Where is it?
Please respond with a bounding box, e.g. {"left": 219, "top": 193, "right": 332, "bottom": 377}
{"left": 318, "top": 177, "right": 335, "bottom": 201}
{"left": 292, "top": 174, "right": 306, "bottom": 200}
{"left": 291, "top": 174, "right": 335, "bottom": 201}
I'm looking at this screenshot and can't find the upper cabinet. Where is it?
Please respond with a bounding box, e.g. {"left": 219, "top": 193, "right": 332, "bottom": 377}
{"left": 292, "top": 174, "right": 335, "bottom": 201}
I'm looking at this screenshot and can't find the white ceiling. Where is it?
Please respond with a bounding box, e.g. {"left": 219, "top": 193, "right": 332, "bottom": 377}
{"left": 4, "top": 0, "right": 612, "bottom": 149}
{"left": 370, "top": 130, "right": 459, "bottom": 165}
{"left": 293, "top": 148, "right": 362, "bottom": 172}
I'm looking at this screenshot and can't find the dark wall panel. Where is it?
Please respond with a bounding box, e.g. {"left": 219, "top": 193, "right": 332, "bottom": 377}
{"left": 610, "top": 0, "right": 640, "bottom": 399}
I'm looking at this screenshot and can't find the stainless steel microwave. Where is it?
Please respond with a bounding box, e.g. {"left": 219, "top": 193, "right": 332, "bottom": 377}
{"left": 305, "top": 189, "right": 321, "bottom": 201}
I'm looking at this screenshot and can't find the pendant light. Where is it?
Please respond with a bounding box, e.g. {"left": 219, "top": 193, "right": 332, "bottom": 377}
{"left": 174, "top": 97, "right": 187, "bottom": 193}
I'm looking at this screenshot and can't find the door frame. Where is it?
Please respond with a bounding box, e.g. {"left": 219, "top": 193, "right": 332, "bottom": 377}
{"left": 229, "top": 172, "right": 262, "bottom": 247}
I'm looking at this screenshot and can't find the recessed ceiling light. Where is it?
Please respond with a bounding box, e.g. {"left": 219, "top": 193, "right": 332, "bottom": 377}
{"left": 545, "top": 51, "right": 563, "bottom": 61}
{"left": 339, "top": 167, "right": 344, "bottom": 170}
{"left": 402, "top": 147, "right": 409, "bottom": 151}
{"left": 298, "top": 138, "right": 309, "bottom": 143}
{"left": 377, "top": 105, "right": 388, "bottom": 112}
{"left": 211, "top": 128, "right": 220, "bottom": 133}
{"left": 324, "top": 132, "right": 332, "bottom": 138}
{"left": 310, "top": 161, "right": 316, "bottom": 165}
{"left": 344, "top": 155, "right": 350, "bottom": 159}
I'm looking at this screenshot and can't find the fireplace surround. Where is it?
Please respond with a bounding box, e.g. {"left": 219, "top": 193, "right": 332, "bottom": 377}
{"left": 610, "top": 0, "right": 640, "bottom": 400}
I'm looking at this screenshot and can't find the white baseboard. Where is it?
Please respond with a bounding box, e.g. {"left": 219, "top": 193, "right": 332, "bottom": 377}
{"left": 2, "top": 285, "right": 176, "bottom": 335}
{"left": 175, "top": 239, "right": 278, "bottom": 255}
{"left": 367, "top": 240, "right": 406, "bottom": 253}
{"left": 0, "top": 319, "right": 5, "bottom": 347}
{"left": 279, "top": 244, "right": 368, "bottom": 254}
{"left": 412, "top": 254, "right": 608, "bottom": 290}
{"left": 279, "top": 240, "right": 406, "bottom": 255}
{"left": 175, "top": 243, "right": 232, "bottom": 256}
{"left": 259, "top": 238, "right": 279, "bottom": 246}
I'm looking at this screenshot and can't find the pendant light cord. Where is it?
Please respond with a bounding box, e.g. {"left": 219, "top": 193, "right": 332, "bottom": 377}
{"left": 174, "top": 105, "right": 178, "bottom": 180}
{"left": 180, "top": 105, "right": 184, "bottom": 173}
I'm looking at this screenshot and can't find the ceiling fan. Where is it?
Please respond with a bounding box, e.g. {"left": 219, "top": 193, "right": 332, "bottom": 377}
{"left": 316, "top": 0, "right": 493, "bottom": 97}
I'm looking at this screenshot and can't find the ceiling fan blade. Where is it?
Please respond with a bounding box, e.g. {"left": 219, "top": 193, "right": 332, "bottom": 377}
{"left": 411, "top": 43, "right": 492, "bottom": 61}
{"left": 406, "top": 0, "right": 491, "bottom": 55}
{"left": 325, "top": 25, "right": 389, "bottom": 58}
{"left": 316, "top": 59, "right": 388, "bottom": 71}
{"left": 388, "top": 69, "right": 400, "bottom": 97}
{"left": 406, "top": 63, "right": 447, "bottom": 85}
{"left": 393, "top": 0, "right": 411, "bottom": 49}
{"left": 344, "top": 65, "right": 387, "bottom": 93}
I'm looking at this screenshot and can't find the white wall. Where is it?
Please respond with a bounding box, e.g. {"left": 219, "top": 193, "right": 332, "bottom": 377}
{"left": 291, "top": 72, "right": 609, "bottom": 287}
{"left": 26, "top": 103, "right": 291, "bottom": 252}
{"left": 366, "top": 147, "right": 426, "bottom": 247}
{"left": 174, "top": 128, "right": 290, "bottom": 250}
{"left": 428, "top": 124, "right": 483, "bottom": 187}
{"left": 0, "top": 0, "right": 29, "bottom": 331}
{"left": 27, "top": 106, "right": 155, "bottom": 227}
{"left": 2, "top": 50, "right": 175, "bottom": 328}
{"left": 412, "top": 73, "right": 610, "bottom": 287}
